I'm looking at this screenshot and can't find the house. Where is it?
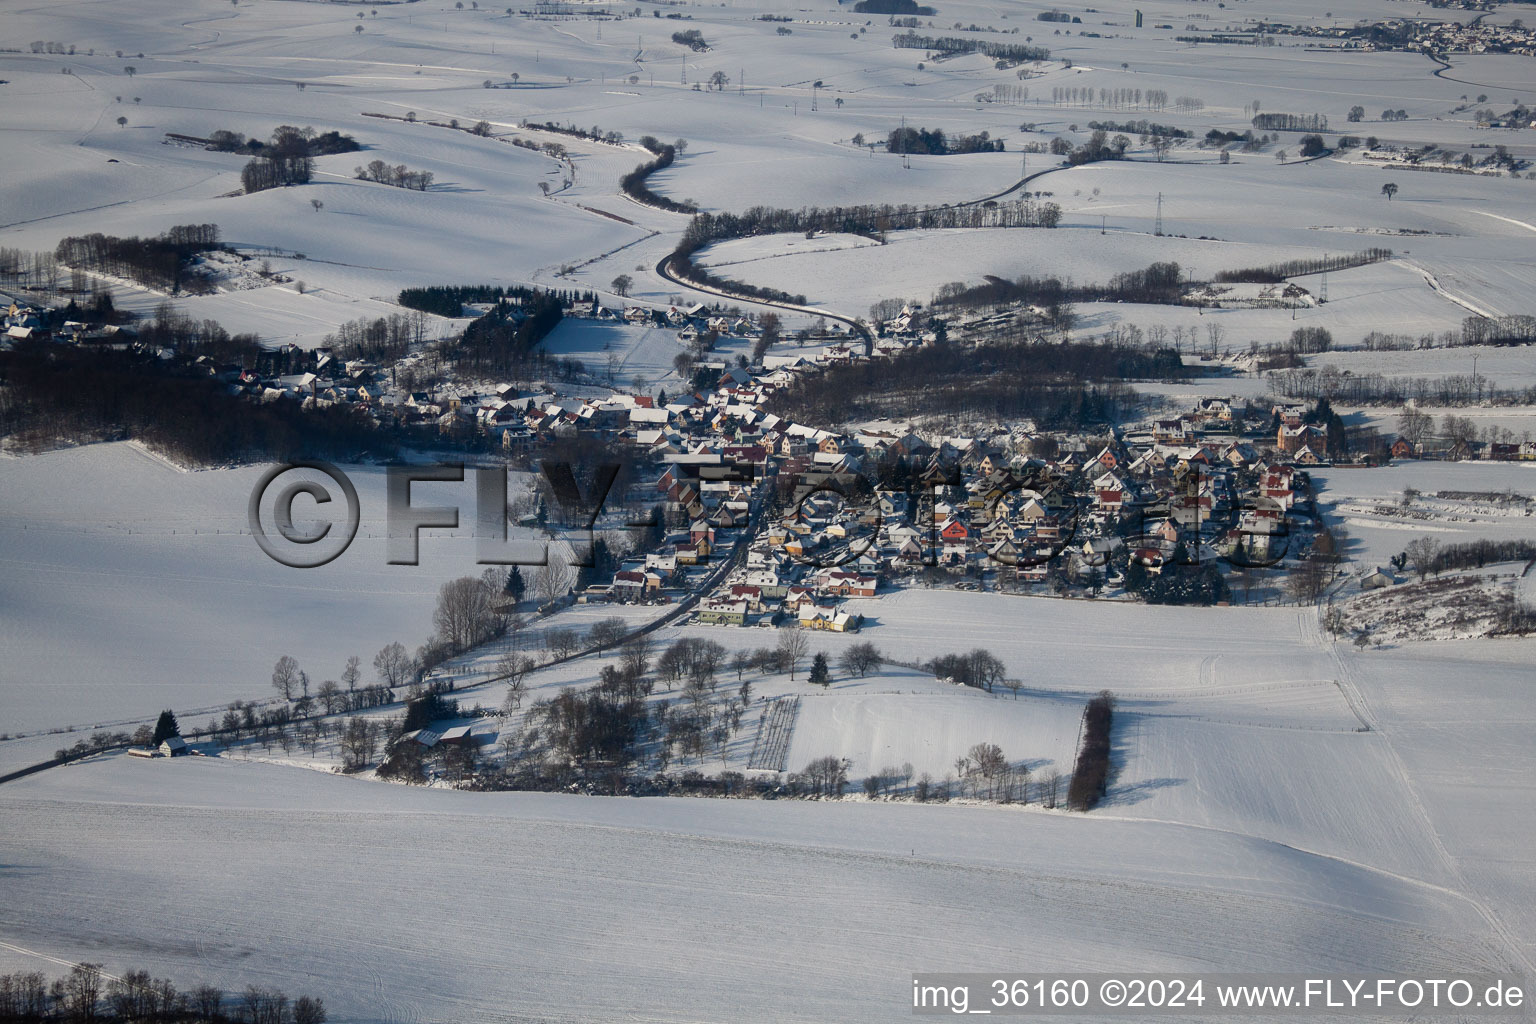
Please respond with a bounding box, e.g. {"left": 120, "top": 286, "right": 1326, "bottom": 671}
{"left": 438, "top": 725, "right": 498, "bottom": 748}
{"left": 1391, "top": 438, "right": 1416, "bottom": 460}
{"left": 1093, "top": 472, "right": 1126, "bottom": 511}
{"left": 726, "top": 584, "right": 766, "bottom": 611}
{"left": 798, "top": 604, "right": 858, "bottom": 631}
{"left": 610, "top": 569, "right": 649, "bottom": 602}
{"left": 937, "top": 518, "right": 969, "bottom": 544}
{"left": 697, "top": 599, "right": 748, "bottom": 626}
{"left": 814, "top": 569, "right": 877, "bottom": 598}
{"left": 159, "top": 736, "right": 190, "bottom": 757}
{"left": 1278, "top": 423, "right": 1324, "bottom": 454}
{"left": 1291, "top": 445, "right": 1324, "bottom": 466}
{"left": 1361, "top": 567, "right": 1397, "bottom": 591}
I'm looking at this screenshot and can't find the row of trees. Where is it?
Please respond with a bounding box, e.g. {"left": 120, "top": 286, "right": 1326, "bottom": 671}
{"left": 766, "top": 336, "right": 1161, "bottom": 429}
{"left": 1213, "top": 247, "right": 1392, "bottom": 284}
{"left": 353, "top": 159, "right": 433, "bottom": 191}
{"left": 678, "top": 199, "right": 1061, "bottom": 254}
{"left": 931, "top": 260, "right": 1212, "bottom": 311}
{"left": 319, "top": 310, "right": 429, "bottom": 364}
{"left": 397, "top": 283, "right": 593, "bottom": 319}
{"left": 1065, "top": 692, "right": 1114, "bottom": 810}
{"left": 928, "top": 649, "right": 1007, "bottom": 691}
{"left": 619, "top": 139, "right": 697, "bottom": 214}
{"left": 240, "top": 154, "right": 312, "bottom": 194}
{"left": 1397, "top": 536, "right": 1536, "bottom": 581}
{"left": 1272, "top": 366, "right": 1533, "bottom": 408}
{"left": 670, "top": 198, "right": 1060, "bottom": 306}
{"left": 891, "top": 31, "right": 1049, "bottom": 61}
{"left": 208, "top": 125, "right": 359, "bottom": 157}
{"left": 0, "top": 963, "right": 324, "bottom": 1023}
{"left": 1251, "top": 112, "right": 1328, "bottom": 131}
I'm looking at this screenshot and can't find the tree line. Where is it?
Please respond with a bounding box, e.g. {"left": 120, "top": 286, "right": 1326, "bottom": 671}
{"left": 54, "top": 224, "right": 222, "bottom": 294}
{"left": 0, "top": 344, "right": 383, "bottom": 466}
{"left": 320, "top": 310, "right": 429, "bottom": 364}
{"left": 398, "top": 283, "right": 593, "bottom": 320}
{"left": 1251, "top": 112, "right": 1329, "bottom": 132}
{"left": 207, "top": 125, "right": 359, "bottom": 157}
{"left": 1213, "top": 248, "right": 1391, "bottom": 283}
{"left": 1065, "top": 691, "right": 1113, "bottom": 810}
{"left": 1397, "top": 536, "right": 1536, "bottom": 580}
{"left": 931, "top": 260, "right": 1208, "bottom": 313}
{"left": 855, "top": 0, "right": 934, "bottom": 14}
{"left": 669, "top": 198, "right": 1060, "bottom": 305}
{"left": 0, "top": 962, "right": 324, "bottom": 1023}
{"left": 619, "top": 140, "right": 698, "bottom": 214}
{"left": 887, "top": 126, "right": 1004, "bottom": 155}
{"left": 764, "top": 337, "right": 1152, "bottom": 428}
{"left": 891, "top": 32, "right": 1049, "bottom": 61}
{"left": 1270, "top": 365, "right": 1536, "bottom": 408}
{"left": 353, "top": 159, "right": 433, "bottom": 191}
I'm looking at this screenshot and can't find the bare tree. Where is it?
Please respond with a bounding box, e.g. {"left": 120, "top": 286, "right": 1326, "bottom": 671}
{"left": 373, "top": 642, "right": 412, "bottom": 690}
{"left": 1404, "top": 536, "right": 1441, "bottom": 581}
{"left": 536, "top": 559, "right": 575, "bottom": 605}
{"left": 340, "top": 717, "right": 380, "bottom": 770}
{"left": 434, "top": 575, "right": 499, "bottom": 652}
{"left": 544, "top": 627, "right": 580, "bottom": 659}
{"left": 272, "top": 655, "right": 300, "bottom": 701}
{"left": 967, "top": 742, "right": 1008, "bottom": 799}
{"left": 1396, "top": 404, "right": 1431, "bottom": 449}
{"left": 620, "top": 634, "right": 653, "bottom": 678}
{"left": 588, "top": 616, "right": 628, "bottom": 649}
{"left": 317, "top": 679, "right": 343, "bottom": 714}
{"left": 610, "top": 273, "right": 633, "bottom": 297}
{"left": 1041, "top": 769, "right": 1062, "bottom": 808}
{"left": 498, "top": 652, "right": 535, "bottom": 714}
{"left": 837, "top": 641, "right": 882, "bottom": 677}
{"left": 778, "top": 629, "right": 809, "bottom": 681}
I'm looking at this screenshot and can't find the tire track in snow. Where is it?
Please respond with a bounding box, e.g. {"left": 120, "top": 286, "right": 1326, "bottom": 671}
{"left": 1320, "top": 626, "right": 1536, "bottom": 979}
{"left": 1394, "top": 258, "right": 1502, "bottom": 319}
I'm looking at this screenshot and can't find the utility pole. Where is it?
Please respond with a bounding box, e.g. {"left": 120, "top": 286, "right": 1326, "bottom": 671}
{"left": 1154, "top": 191, "right": 1164, "bottom": 236}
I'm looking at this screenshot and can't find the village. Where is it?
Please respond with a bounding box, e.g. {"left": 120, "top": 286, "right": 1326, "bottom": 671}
{"left": 14, "top": 275, "right": 1526, "bottom": 630}
{"left": 1252, "top": 13, "right": 1536, "bottom": 60}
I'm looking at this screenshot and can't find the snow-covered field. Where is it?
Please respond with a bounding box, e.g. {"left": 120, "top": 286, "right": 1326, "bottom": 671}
{"left": 0, "top": 752, "right": 1515, "bottom": 1023}
{"left": 3, "top": 0, "right": 1536, "bottom": 1018}
{"left": 0, "top": 443, "right": 498, "bottom": 736}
